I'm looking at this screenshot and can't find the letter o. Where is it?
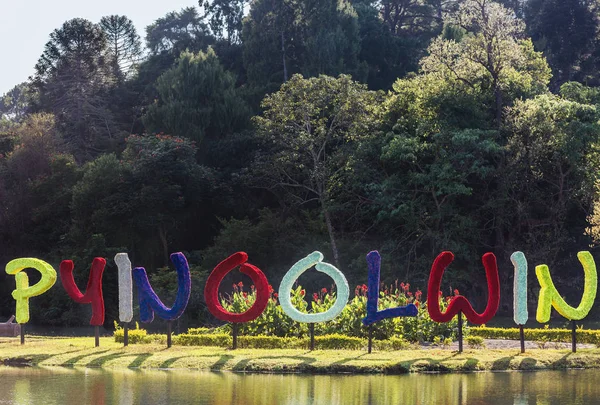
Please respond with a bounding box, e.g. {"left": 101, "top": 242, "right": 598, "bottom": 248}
{"left": 279, "top": 252, "right": 349, "bottom": 323}
{"left": 204, "top": 252, "right": 270, "bottom": 323}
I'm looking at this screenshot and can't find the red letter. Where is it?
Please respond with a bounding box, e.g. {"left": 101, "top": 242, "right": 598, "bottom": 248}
{"left": 204, "top": 252, "right": 269, "bottom": 323}
{"left": 60, "top": 258, "right": 105, "bottom": 326}
{"left": 427, "top": 252, "right": 500, "bottom": 325}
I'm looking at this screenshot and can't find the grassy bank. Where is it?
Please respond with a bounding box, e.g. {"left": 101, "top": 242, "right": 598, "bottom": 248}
{"left": 2, "top": 336, "right": 600, "bottom": 374}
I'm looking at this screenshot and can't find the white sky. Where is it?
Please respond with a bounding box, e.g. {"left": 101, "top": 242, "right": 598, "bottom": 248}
{"left": 0, "top": 0, "right": 198, "bottom": 95}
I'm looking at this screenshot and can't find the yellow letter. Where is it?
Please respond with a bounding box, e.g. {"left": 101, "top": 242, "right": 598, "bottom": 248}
{"left": 6, "top": 258, "right": 57, "bottom": 324}
{"left": 536, "top": 252, "right": 597, "bottom": 323}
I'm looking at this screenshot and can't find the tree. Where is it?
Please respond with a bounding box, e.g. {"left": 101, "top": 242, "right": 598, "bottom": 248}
{"left": 70, "top": 134, "right": 215, "bottom": 267}
{"left": 0, "top": 83, "right": 31, "bottom": 122}
{"left": 100, "top": 15, "right": 142, "bottom": 80}
{"left": 31, "top": 18, "right": 117, "bottom": 159}
{"left": 252, "top": 74, "right": 380, "bottom": 268}
{"left": 243, "top": 0, "right": 366, "bottom": 91}
{"left": 502, "top": 94, "right": 600, "bottom": 282}
{"left": 0, "top": 113, "right": 77, "bottom": 254}
{"left": 525, "top": 0, "right": 600, "bottom": 87}
{"left": 421, "top": 0, "right": 551, "bottom": 124}
{"left": 142, "top": 48, "right": 250, "bottom": 145}
{"left": 145, "top": 7, "right": 214, "bottom": 55}
{"left": 202, "top": 0, "right": 249, "bottom": 44}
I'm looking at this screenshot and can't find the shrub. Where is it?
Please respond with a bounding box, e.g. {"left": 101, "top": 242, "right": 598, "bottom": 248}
{"left": 175, "top": 333, "right": 231, "bottom": 347}
{"left": 114, "top": 321, "right": 151, "bottom": 344}
{"left": 470, "top": 326, "right": 600, "bottom": 345}
{"left": 217, "top": 282, "right": 461, "bottom": 342}
{"left": 465, "top": 335, "right": 485, "bottom": 349}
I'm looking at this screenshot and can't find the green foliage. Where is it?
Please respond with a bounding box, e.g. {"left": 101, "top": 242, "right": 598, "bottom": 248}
{"left": 143, "top": 49, "right": 250, "bottom": 143}
{"left": 470, "top": 326, "right": 600, "bottom": 345}
{"left": 113, "top": 322, "right": 150, "bottom": 344}
{"left": 465, "top": 335, "right": 485, "bottom": 349}
{"left": 215, "top": 281, "right": 459, "bottom": 342}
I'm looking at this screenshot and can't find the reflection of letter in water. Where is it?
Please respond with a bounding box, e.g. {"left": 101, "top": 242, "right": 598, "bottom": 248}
{"left": 60, "top": 258, "right": 106, "bottom": 326}
{"left": 13, "top": 377, "right": 32, "bottom": 405}
{"left": 362, "top": 251, "right": 417, "bottom": 326}
{"left": 536, "top": 251, "right": 597, "bottom": 323}
{"left": 115, "top": 253, "right": 133, "bottom": 323}
{"left": 91, "top": 378, "right": 106, "bottom": 405}
{"left": 5, "top": 258, "right": 57, "bottom": 324}
{"left": 279, "top": 251, "right": 350, "bottom": 323}
{"left": 511, "top": 252, "right": 528, "bottom": 325}
{"left": 114, "top": 371, "right": 134, "bottom": 405}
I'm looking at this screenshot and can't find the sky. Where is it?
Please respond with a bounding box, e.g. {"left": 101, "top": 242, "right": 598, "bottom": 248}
{"left": 0, "top": 0, "right": 197, "bottom": 95}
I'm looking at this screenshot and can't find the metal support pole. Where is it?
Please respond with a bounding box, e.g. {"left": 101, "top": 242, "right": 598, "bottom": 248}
{"left": 458, "top": 311, "right": 463, "bottom": 353}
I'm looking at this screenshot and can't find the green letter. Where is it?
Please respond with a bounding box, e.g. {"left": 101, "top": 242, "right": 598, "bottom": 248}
{"left": 536, "top": 252, "right": 597, "bottom": 323}
{"left": 6, "top": 258, "right": 57, "bottom": 324}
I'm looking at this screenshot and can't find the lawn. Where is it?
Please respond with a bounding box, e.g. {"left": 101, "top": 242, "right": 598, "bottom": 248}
{"left": 1, "top": 336, "right": 600, "bottom": 374}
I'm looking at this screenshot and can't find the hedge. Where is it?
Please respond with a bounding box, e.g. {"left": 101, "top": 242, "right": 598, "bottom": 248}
{"left": 114, "top": 331, "right": 413, "bottom": 350}
{"left": 470, "top": 326, "right": 600, "bottom": 345}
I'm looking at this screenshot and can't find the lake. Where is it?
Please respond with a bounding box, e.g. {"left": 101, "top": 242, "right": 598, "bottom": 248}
{"left": 0, "top": 367, "right": 597, "bottom": 404}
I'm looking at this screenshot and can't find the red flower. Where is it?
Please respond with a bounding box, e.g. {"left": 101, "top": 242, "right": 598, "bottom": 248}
{"left": 407, "top": 291, "right": 413, "bottom": 297}
{"left": 313, "top": 293, "right": 319, "bottom": 301}
{"left": 268, "top": 285, "right": 274, "bottom": 293}
{"left": 232, "top": 283, "right": 238, "bottom": 292}
{"left": 243, "top": 292, "right": 248, "bottom": 298}
{"left": 454, "top": 289, "right": 460, "bottom": 296}
{"left": 238, "top": 281, "right": 244, "bottom": 288}
{"left": 250, "top": 285, "right": 255, "bottom": 291}
{"left": 273, "top": 293, "right": 278, "bottom": 299}
{"left": 300, "top": 289, "right": 305, "bottom": 296}
{"left": 415, "top": 290, "right": 422, "bottom": 300}
{"left": 321, "top": 288, "right": 328, "bottom": 294}
{"left": 362, "top": 284, "right": 368, "bottom": 292}
{"left": 403, "top": 283, "right": 410, "bottom": 292}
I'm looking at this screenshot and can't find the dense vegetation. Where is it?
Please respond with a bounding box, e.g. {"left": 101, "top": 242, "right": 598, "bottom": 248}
{"left": 2, "top": 0, "right": 600, "bottom": 329}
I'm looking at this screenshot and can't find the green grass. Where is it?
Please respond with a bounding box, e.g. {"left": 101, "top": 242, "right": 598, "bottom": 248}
{"left": 2, "top": 336, "right": 600, "bottom": 374}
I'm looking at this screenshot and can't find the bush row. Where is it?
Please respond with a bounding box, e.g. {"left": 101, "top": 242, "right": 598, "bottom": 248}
{"left": 470, "top": 326, "right": 600, "bottom": 345}
{"left": 114, "top": 330, "right": 414, "bottom": 350}
{"left": 215, "top": 282, "right": 462, "bottom": 342}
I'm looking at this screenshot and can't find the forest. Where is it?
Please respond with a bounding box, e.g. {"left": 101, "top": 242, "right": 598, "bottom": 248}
{"left": 2, "top": 0, "right": 600, "bottom": 329}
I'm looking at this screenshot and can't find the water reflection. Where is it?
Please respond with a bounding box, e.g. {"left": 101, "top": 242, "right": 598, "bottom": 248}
{"left": 0, "top": 367, "right": 597, "bottom": 404}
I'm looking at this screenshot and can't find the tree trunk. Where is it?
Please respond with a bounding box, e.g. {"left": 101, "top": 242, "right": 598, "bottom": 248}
{"left": 281, "top": 31, "right": 288, "bottom": 82}
{"left": 322, "top": 202, "right": 341, "bottom": 269}
{"left": 495, "top": 81, "right": 503, "bottom": 126}
{"left": 158, "top": 225, "right": 169, "bottom": 266}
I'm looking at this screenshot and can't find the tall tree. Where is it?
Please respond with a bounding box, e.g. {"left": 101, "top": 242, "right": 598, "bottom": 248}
{"left": 142, "top": 48, "right": 250, "bottom": 146}
{"left": 243, "top": 0, "right": 366, "bottom": 92}
{"left": 202, "top": 0, "right": 249, "bottom": 44}
{"left": 0, "top": 83, "right": 31, "bottom": 123}
{"left": 100, "top": 15, "right": 142, "bottom": 80}
{"left": 252, "top": 74, "right": 380, "bottom": 268}
{"left": 31, "top": 18, "right": 117, "bottom": 159}
{"left": 145, "top": 7, "right": 214, "bottom": 55}
{"left": 421, "top": 0, "right": 551, "bottom": 124}
{"left": 525, "top": 0, "right": 600, "bottom": 87}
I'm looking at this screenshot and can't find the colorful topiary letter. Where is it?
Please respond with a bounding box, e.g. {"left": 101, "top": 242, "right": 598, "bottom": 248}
{"left": 115, "top": 253, "right": 133, "bottom": 323}
{"left": 5, "top": 258, "right": 57, "bottom": 324}
{"left": 204, "top": 252, "right": 269, "bottom": 323}
{"left": 536, "top": 251, "right": 597, "bottom": 323}
{"left": 60, "top": 258, "right": 106, "bottom": 326}
{"left": 427, "top": 251, "right": 500, "bottom": 325}
{"left": 511, "top": 251, "right": 528, "bottom": 325}
{"left": 362, "top": 251, "right": 417, "bottom": 326}
{"left": 133, "top": 252, "right": 191, "bottom": 323}
{"left": 279, "top": 252, "right": 349, "bottom": 323}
